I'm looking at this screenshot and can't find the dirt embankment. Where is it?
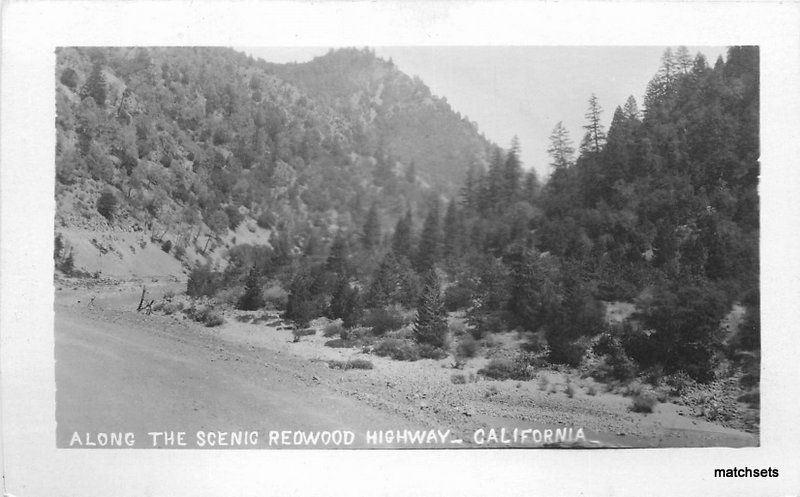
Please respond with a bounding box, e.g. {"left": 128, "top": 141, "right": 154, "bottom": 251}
{"left": 55, "top": 278, "right": 758, "bottom": 449}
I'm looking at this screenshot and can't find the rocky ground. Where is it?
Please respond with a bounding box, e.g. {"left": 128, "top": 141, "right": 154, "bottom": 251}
{"left": 55, "top": 275, "right": 758, "bottom": 449}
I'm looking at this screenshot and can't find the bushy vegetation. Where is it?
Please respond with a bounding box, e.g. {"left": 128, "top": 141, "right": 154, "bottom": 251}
{"left": 478, "top": 354, "right": 534, "bottom": 381}
{"left": 455, "top": 335, "right": 479, "bottom": 359}
{"left": 187, "top": 264, "right": 223, "bottom": 298}
{"left": 360, "top": 307, "right": 405, "bottom": 336}
{"left": 372, "top": 338, "right": 420, "bottom": 361}
{"left": 185, "top": 304, "right": 224, "bottom": 327}
{"left": 56, "top": 46, "right": 759, "bottom": 393}
{"left": 328, "top": 359, "right": 374, "bottom": 370}
{"left": 236, "top": 267, "right": 265, "bottom": 311}
{"left": 96, "top": 191, "right": 117, "bottom": 220}
{"left": 629, "top": 389, "right": 659, "bottom": 413}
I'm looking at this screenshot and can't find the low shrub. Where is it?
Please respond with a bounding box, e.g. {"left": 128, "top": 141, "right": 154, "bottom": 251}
{"left": 478, "top": 354, "right": 533, "bottom": 381}
{"left": 565, "top": 382, "right": 576, "bottom": 398}
{"left": 630, "top": 391, "right": 658, "bottom": 413}
{"left": 161, "top": 240, "right": 173, "bottom": 253}
{"left": 372, "top": 338, "right": 420, "bottom": 361}
{"left": 187, "top": 264, "right": 223, "bottom": 298}
{"left": 256, "top": 211, "right": 274, "bottom": 229}
{"left": 96, "top": 191, "right": 117, "bottom": 220}
{"left": 173, "top": 244, "right": 186, "bottom": 260}
{"left": 586, "top": 385, "right": 598, "bottom": 396}
{"left": 328, "top": 359, "right": 374, "bottom": 370}
{"left": 161, "top": 301, "right": 182, "bottom": 315}
{"left": 186, "top": 304, "right": 224, "bottom": 327}
{"left": 361, "top": 307, "right": 406, "bottom": 336}
{"left": 589, "top": 334, "right": 639, "bottom": 383}
{"left": 418, "top": 343, "right": 448, "bottom": 360}
{"left": 450, "top": 373, "right": 467, "bottom": 384}
{"left": 455, "top": 335, "right": 479, "bottom": 359}
{"left": 225, "top": 205, "right": 244, "bottom": 230}
{"left": 468, "top": 313, "right": 507, "bottom": 340}
{"left": 323, "top": 321, "right": 345, "bottom": 338}
{"left": 663, "top": 371, "right": 696, "bottom": 397}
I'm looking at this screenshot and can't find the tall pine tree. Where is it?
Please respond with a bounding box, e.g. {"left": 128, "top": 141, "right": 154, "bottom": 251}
{"left": 547, "top": 122, "right": 575, "bottom": 170}
{"left": 580, "top": 94, "right": 606, "bottom": 153}
{"left": 414, "top": 198, "right": 442, "bottom": 272}
{"left": 362, "top": 202, "right": 381, "bottom": 250}
{"left": 413, "top": 270, "right": 448, "bottom": 349}
{"left": 391, "top": 209, "right": 414, "bottom": 259}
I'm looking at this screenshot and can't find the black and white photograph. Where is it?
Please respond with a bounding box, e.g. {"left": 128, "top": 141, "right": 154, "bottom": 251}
{"left": 52, "top": 45, "right": 760, "bottom": 449}
{"left": 2, "top": 1, "right": 799, "bottom": 496}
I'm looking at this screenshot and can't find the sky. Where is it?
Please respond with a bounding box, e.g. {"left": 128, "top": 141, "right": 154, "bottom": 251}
{"left": 239, "top": 46, "right": 727, "bottom": 180}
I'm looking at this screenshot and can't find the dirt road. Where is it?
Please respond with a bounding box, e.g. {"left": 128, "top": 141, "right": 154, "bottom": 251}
{"left": 55, "top": 282, "right": 423, "bottom": 448}
{"left": 55, "top": 279, "right": 758, "bottom": 449}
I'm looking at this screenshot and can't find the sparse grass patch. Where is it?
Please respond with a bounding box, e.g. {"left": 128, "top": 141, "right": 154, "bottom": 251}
{"left": 185, "top": 304, "right": 224, "bottom": 327}
{"left": 328, "top": 359, "right": 374, "bottom": 370}
{"left": 372, "top": 338, "right": 420, "bottom": 361}
{"left": 478, "top": 354, "right": 533, "bottom": 381}
{"left": 451, "top": 373, "right": 467, "bottom": 384}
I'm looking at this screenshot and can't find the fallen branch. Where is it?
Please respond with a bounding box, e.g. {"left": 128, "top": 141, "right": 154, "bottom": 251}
{"left": 137, "top": 286, "right": 146, "bottom": 311}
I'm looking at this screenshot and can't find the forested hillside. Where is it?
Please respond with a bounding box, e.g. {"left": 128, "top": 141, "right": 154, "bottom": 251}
{"left": 55, "top": 46, "right": 759, "bottom": 421}
{"left": 55, "top": 47, "right": 492, "bottom": 264}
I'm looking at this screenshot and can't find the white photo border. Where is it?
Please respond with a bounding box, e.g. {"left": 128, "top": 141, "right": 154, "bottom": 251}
{"left": 2, "top": 1, "right": 799, "bottom": 496}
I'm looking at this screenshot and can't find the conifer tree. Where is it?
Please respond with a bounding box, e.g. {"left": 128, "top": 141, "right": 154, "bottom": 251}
{"left": 237, "top": 266, "right": 265, "bottom": 310}
{"left": 415, "top": 198, "right": 441, "bottom": 272}
{"left": 326, "top": 233, "right": 350, "bottom": 277}
{"left": 484, "top": 147, "right": 506, "bottom": 211}
{"left": 503, "top": 137, "right": 523, "bottom": 200}
{"left": 622, "top": 95, "right": 640, "bottom": 120}
{"left": 413, "top": 270, "right": 448, "bottom": 349}
{"left": 362, "top": 202, "right": 381, "bottom": 250}
{"left": 391, "top": 209, "right": 413, "bottom": 259}
{"left": 329, "top": 276, "right": 362, "bottom": 327}
{"left": 547, "top": 122, "right": 575, "bottom": 170}
{"left": 460, "top": 163, "right": 481, "bottom": 211}
{"left": 441, "top": 198, "right": 462, "bottom": 259}
{"left": 675, "top": 46, "right": 693, "bottom": 74}
{"left": 523, "top": 170, "right": 540, "bottom": 200}
{"left": 581, "top": 94, "right": 606, "bottom": 153}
